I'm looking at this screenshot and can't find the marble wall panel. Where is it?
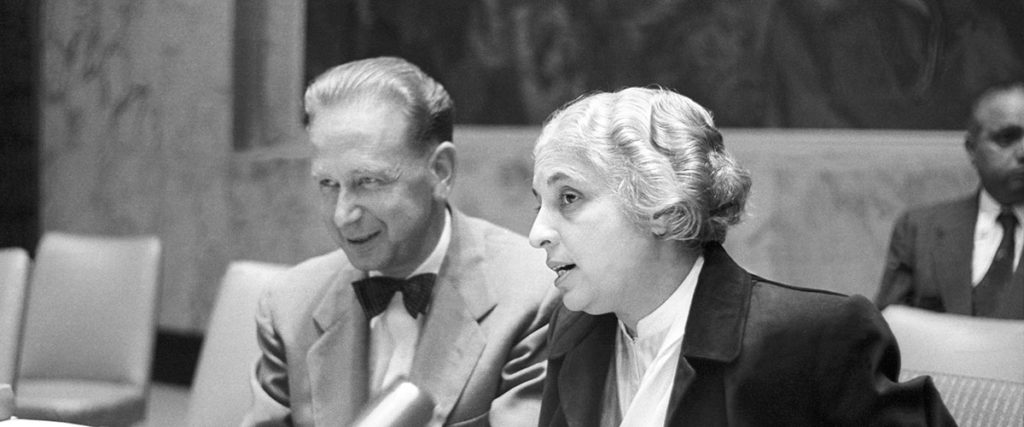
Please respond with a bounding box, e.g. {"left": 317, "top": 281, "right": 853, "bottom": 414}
{"left": 234, "top": 0, "right": 305, "bottom": 149}
{"left": 39, "top": 0, "right": 234, "bottom": 332}
{"left": 721, "top": 130, "right": 976, "bottom": 298}
{"left": 39, "top": 0, "right": 314, "bottom": 332}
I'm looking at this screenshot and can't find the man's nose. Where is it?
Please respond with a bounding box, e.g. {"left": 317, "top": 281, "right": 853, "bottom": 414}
{"left": 333, "top": 194, "right": 362, "bottom": 226}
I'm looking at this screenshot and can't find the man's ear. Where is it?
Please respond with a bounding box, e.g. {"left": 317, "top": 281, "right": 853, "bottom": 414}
{"left": 429, "top": 141, "right": 456, "bottom": 200}
{"left": 965, "top": 137, "right": 978, "bottom": 167}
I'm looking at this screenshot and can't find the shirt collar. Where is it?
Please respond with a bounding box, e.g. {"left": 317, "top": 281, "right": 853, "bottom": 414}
{"left": 621, "top": 255, "right": 705, "bottom": 340}
{"left": 978, "top": 189, "right": 1023, "bottom": 225}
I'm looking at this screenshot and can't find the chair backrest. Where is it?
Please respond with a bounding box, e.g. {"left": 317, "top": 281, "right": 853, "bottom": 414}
{"left": 0, "top": 247, "right": 30, "bottom": 387}
{"left": 17, "top": 232, "right": 162, "bottom": 386}
{"left": 900, "top": 369, "right": 1024, "bottom": 427}
{"left": 882, "top": 305, "right": 1024, "bottom": 383}
{"left": 184, "top": 260, "right": 289, "bottom": 427}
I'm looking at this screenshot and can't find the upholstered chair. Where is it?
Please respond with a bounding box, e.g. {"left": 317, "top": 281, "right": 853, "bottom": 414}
{"left": 184, "top": 260, "right": 288, "bottom": 427}
{"left": 884, "top": 305, "right": 1024, "bottom": 426}
{"left": 15, "top": 232, "right": 161, "bottom": 426}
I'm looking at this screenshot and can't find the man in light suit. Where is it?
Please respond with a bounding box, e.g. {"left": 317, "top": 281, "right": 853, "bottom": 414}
{"left": 876, "top": 81, "right": 1024, "bottom": 319}
{"left": 243, "top": 57, "right": 559, "bottom": 426}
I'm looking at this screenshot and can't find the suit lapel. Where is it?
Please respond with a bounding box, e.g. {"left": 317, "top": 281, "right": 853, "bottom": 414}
{"left": 549, "top": 310, "right": 616, "bottom": 427}
{"left": 1006, "top": 264, "right": 1024, "bottom": 318}
{"left": 548, "top": 243, "right": 750, "bottom": 427}
{"left": 307, "top": 268, "right": 370, "bottom": 426}
{"left": 999, "top": 207, "right": 1024, "bottom": 317}
{"left": 668, "top": 243, "right": 749, "bottom": 424}
{"left": 931, "top": 196, "right": 976, "bottom": 314}
{"left": 997, "top": 228, "right": 1024, "bottom": 318}
{"left": 409, "top": 209, "right": 495, "bottom": 423}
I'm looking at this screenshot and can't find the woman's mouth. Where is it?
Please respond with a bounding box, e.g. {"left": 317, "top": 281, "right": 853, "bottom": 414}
{"left": 347, "top": 231, "right": 380, "bottom": 245}
{"left": 551, "top": 263, "right": 576, "bottom": 278}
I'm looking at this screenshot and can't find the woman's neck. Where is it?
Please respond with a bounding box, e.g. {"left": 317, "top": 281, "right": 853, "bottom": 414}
{"left": 617, "top": 244, "right": 699, "bottom": 335}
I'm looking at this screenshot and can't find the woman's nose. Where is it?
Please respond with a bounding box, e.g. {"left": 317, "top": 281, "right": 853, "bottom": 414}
{"left": 528, "top": 211, "right": 556, "bottom": 249}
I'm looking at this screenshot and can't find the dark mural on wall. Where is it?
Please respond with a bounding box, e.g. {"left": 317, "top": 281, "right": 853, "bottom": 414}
{"left": 306, "top": 0, "right": 1024, "bottom": 129}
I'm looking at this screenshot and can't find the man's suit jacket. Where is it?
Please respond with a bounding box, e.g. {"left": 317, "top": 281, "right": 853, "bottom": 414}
{"left": 244, "top": 208, "right": 559, "bottom": 426}
{"left": 876, "top": 194, "right": 1024, "bottom": 318}
{"left": 540, "top": 243, "right": 955, "bottom": 426}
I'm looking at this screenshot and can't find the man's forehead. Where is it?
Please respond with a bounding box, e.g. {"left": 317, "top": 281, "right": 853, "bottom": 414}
{"left": 311, "top": 137, "right": 421, "bottom": 174}
{"left": 310, "top": 97, "right": 411, "bottom": 132}
{"left": 311, "top": 145, "right": 411, "bottom": 169}
{"left": 978, "top": 90, "right": 1024, "bottom": 125}
{"left": 312, "top": 141, "right": 380, "bottom": 156}
{"left": 311, "top": 152, "right": 397, "bottom": 177}
{"left": 309, "top": 118, "right": 415, "bottom": 158}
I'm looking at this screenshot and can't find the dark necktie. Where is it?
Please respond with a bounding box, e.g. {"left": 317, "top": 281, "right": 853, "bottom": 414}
{"left": 973, "top": 207, "right": 1018, "bottom": 316}
{"left": 352, "top": 273, "right": 436, "bottom": 320}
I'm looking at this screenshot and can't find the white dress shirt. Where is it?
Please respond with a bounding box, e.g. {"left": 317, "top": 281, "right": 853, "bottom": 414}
{"left": 367, "top": 210, "right": 452, "bottom": 398}
{"left": 614, "top": 256, "right": 704, "bottom": 427}
{"left": 971, "top": 190, "right": 1023, "bottom": 285}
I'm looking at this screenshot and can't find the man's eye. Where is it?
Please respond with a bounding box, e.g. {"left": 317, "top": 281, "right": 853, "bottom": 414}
{"left": 317, "top": 178, "right": 339, "bottom": 196}
{"left": 991, "top": 127, "right": 1023, "bottom": 146}
{"left": 357, "top": 176, "right": 383, "bottom": 187}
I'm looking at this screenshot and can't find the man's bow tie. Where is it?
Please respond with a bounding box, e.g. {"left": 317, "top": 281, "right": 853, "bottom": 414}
{"left": 352, "top": 273, "right": 436, "bottom": 320}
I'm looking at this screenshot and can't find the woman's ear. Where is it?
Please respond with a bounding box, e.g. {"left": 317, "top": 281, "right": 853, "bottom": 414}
{"left": 650, "top": 211, "right": 671, "bottom": 237}
{"left": 429, "top": 141, "right": 456, "bottom": 200}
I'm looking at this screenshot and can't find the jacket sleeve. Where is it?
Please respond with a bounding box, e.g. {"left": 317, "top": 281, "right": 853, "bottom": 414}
{"left": 240, "top": 289, "right": 292, "bottom": 427}
{"left": 487, "top": 287, "right": 562, "bottom": 427}
{"left": 875, "top": 211, "right": 918, "bottom": 310}
{"left": 817, "top": 295, "right": 956, "bottom": 426}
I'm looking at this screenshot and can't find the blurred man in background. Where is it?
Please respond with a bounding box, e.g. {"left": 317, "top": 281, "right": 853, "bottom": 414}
{"left": 876, "top": 81, "right": 1024, "bottom": 319}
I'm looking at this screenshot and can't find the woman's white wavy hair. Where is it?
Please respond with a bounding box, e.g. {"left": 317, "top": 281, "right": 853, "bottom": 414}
{"left": 534, "top": 87, "right": 751, "bottom": 245}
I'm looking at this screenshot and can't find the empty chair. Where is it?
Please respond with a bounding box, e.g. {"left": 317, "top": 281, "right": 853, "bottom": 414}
{"left": 184, "top": 260, "right": 288, "bottom": 427}
{"left": 883, "top": 305, "right": 1024, "bottom": 426}
{"left": 899, "top": 369, "right": 1023, "bottom": 427}
{"left": 882, "top": 305, "right": 1024, "bottom": 382}
{"left": 0, "top": 247, "right": 30, "bottom": 388}
{"left": 15, "top": 232, "right": 162, "bottom": 426}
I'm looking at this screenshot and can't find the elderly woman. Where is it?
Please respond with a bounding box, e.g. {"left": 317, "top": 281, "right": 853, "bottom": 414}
{"left": 529, "top": 87, "right": 954, "bottom": 426}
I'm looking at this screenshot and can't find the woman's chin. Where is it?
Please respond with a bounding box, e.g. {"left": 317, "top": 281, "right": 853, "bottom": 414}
{"left": 561, "top": 295, "right": 588, "bottom": 313}
{"left": 562, "top": 295, "right": 607, "bottom": 315}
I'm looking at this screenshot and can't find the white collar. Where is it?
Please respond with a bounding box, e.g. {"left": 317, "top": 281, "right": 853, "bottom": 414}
{"left": 978, "top": 189, "right": 1023, "bottom": 225}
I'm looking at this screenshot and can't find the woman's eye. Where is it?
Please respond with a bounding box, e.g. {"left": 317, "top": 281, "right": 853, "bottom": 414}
{"left": 559, "top": 191, "right": 579, "bottom": 206}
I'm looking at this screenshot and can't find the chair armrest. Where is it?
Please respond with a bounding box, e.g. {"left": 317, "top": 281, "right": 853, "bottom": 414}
{"left": 0, "top": 383, "right": 13, "bottom": 420}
